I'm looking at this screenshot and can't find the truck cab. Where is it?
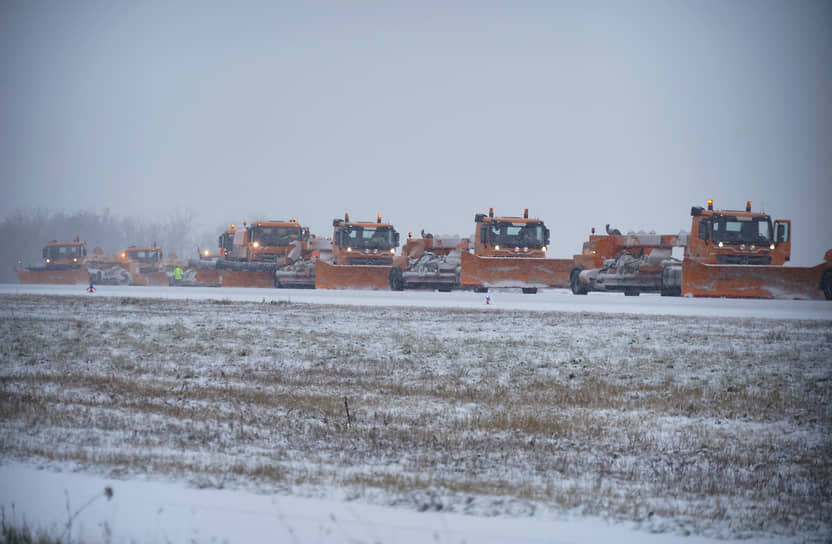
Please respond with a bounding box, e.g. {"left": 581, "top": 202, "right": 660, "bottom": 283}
{"left": 473, "top": 208, "right": 549, "bottom": 258}
{"left": 331, "top": 213, "right": 399, "bottom": 266}
{"left": 42, "top": 238, "right": 87, "bottom": 268}
{"left": 688, "top": 200, "right": 790, "bottom": 265}
{"left": 122, "top": 246, "right": 163, "bottom": 267}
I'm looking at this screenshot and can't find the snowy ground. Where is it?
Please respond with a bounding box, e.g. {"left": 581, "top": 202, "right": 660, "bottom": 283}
{"left": 1, "top": 284, "right": 830, "bottom": 543}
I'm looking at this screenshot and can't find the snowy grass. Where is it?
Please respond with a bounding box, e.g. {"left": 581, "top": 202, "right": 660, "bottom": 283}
{"left": 1, "top": 294, "right": 830, "bottom": 542}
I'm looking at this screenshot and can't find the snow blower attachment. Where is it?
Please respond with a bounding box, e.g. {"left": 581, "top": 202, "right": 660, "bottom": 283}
{"left": 388, "top": 233, "right": 470, "bottom": 291}
{"left": 459, "top": 208, "right": 573, "bottom": 293}
{"left": 16, "top": 237, "right": 90, "bottom": 285}
{"left": 315, "top": 213, "right": 399, "bottom": 290}
{"left": 569, "top": 231, "right": 687, "bottom": 296}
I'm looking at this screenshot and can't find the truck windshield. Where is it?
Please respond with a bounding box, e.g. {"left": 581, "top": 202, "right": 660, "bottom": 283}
{"left": 488, "top": 222, "right": 548, "bottom": 248}
{"left": 250, "top": 226, "right": 303, "bottom": 247}
{"left": 45, "top": 245, "right": 85, "bottom": 259}
{"left": 127, "top": 250, "right": 161, "bottom": 262}
{"left": 342, "top": 226, "right": 396, "bottom": 250}
{"left": 711, "top": 216, "right": 772, "bottom": 245}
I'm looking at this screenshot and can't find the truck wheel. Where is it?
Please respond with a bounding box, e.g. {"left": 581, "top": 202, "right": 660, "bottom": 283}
{"left": 823, "top": 269, "right": 832, "bottom": 300}
{"left": 624, "top": 288, "right": 640, "bottom": 296}
{"left": 389, "top": 267, "right": 404, "bottom": 291}
{"left": 569, "top": 268, "right": 588, "bottom": 295}
{"left": 521, "top": 287, "right": 537, "bottom": 294}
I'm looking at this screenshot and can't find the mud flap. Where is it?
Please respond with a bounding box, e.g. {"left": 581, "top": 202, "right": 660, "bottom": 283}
{"left": 459, "top": 251, "right": 573, "bottom": 290}
{"left": 315, "top": 261, "right": 391, "bottom": 290}
{"left": 681, "top": 259, "right": 828, "bottom": 300}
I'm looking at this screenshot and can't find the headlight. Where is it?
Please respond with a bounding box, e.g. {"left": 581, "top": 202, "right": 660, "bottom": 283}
{"left": 770, "top": 243, "right": 775, "bottom": 250}
{"left": 494, "top": 245, "right": 500, "bottom": 250}
{"left": 542, "top": 246, "right": 547, "bottom": 252}
{"left": 750, "top": 245, "right": 755, "bottom": 250}
{"left": 347, "top": 247, "right": 352, "bottom": 252}
{"left": 252, "top": 241, "right": 260, "bottom": 248}
{"left": 740, "top": 244, "right": 746, "bottom": 250}
{"left": 73, "top": 258, "right": 77, "bottom": 263}
{"left": 718, "top": 242, "right": 724, "bottom": 248}
{"left": 389, "top": 248, "right": 395, "bottom": 254}
{"left": 45, "top": 258, "right": 51, "bottom": 263}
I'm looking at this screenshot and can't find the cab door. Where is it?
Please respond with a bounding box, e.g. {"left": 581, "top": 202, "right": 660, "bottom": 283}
{"left": 772, "top": 220, "right": 791, "bottom": 264}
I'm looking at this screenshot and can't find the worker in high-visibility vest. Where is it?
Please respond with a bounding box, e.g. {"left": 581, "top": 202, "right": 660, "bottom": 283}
{"left": 173, "top": 266, "right": 184, "bottom": 285}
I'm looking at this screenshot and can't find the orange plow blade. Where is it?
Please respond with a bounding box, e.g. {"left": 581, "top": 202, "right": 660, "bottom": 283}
{"left": 135, "top": 270, "right": 170, "bottom": 286}
{"left": 192, "top": 267, "right": 222, "bottom": 286}
{"left": 681, "top": 259, "right": 829, "bottom": 300}
{"left": 219, "top": 269, "right": 275, "bottom": 288}
{"left": 459, "top": 251, "right": 573, "bottom": 290}
{"left": 315, "top": 261, "right": 391, "bottom": 290}
{"left": 16, "top": 266, "right": 89, "bottom": 285}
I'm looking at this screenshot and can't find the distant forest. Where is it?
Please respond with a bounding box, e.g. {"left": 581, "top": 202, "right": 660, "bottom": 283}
{"left": 1, "top": 209, "right": 213, "bottom": 283}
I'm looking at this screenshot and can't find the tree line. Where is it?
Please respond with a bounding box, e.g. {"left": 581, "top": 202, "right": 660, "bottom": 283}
{"left": 1, "top": 209, "right": 213, "bottom": 283}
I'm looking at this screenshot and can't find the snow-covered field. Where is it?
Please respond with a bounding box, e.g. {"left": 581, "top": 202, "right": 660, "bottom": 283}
{"left": 1, "top": 284, "right": 830, "bottom": 543}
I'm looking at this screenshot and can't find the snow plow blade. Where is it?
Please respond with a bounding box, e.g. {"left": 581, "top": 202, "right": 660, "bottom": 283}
{"left": 459, "top": 251, "right": 573, "bottom": 291}
{"left": 178, "top": 261, "right": 221, "bottom": 287}
{"left": 212, "top": 261, "right": 275, "bottom": 287}
{"left": 132, "top": 270, "right": 170, "bottom": 286}
{"left": 219, "top": 270, "right": 275, "bottom": 288}
{"left": 16, "top": 266, "right": 88, "bottom": 285}
{"left": 315, "top": 260, "right": 391, "bottom": 290}
{"left": 681, "top": 258, "right": 832, "bottom": 300}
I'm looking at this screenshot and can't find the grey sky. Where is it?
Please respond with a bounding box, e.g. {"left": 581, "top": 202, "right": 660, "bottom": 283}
{"left": 2, "top": 0, "right": 830, "bottom": 265}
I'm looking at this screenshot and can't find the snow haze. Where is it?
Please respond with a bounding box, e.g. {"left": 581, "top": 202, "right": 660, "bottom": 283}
{"left": 1, "top": 1, "right": 831, "bottom": 265}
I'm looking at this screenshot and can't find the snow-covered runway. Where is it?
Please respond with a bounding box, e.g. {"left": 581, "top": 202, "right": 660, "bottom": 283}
{"left": 2, "top": 282, "right": 830, "bottom": 320}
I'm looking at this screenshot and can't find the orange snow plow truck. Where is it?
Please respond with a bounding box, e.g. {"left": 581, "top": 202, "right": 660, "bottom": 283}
{"left": 315, "top": 213, "right": 399, "bottom": 290}
{"left": 681, "top": 201, "right": 831, "bottom": 299}
{"left": 460, "top": 208, "right": 574, "bottom": 293}
{"left": 572, "top": 200, "right": 832, "bottom": 300}
{"left": 388, "top": 208, "right": 573, "bottom": 293}
{"left": 87, "top": 244, "right": 170, "bottom": 286}
{"left": 15, "top": 238, "right": 90, "bottom": 284}
{"left": 191, "top": 219, "right": 320, "bottom": 288}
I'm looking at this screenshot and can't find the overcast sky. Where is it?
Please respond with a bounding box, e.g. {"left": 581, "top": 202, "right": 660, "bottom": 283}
{"left": 1, "top": 0, "right": 830, "bottom": 265}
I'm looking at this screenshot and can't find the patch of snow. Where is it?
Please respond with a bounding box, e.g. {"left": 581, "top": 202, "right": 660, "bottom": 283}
{"left": 0, "top": 463, "right": 774, "bottom": 544}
